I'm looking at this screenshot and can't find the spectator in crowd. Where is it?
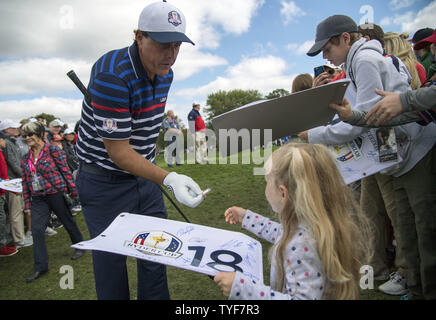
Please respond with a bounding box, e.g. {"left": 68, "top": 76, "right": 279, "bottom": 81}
{"left": 188, "top": 103, "right": 208, "bottom": 164}
{"left": 20, "top": 122, "right": 85, "bottom": 283}
{"left": 64, "top": 128, "right": 77, "bottom": 148}
{"left": 62, "top": 128, "right": 81, "bottom": 214}
{"left": 384, "top": 32, "right": 427, "bottom": 89}
{"left": 73, "top": 121, "right": 80, "bottom": 143}
{"left": 214, "top": 143, "right": 370, "bottom": 299}
{"left": 75, "top": 1, "right": 203, "bottom": 299}
{"left": 0, "top": 120, "right": 32, "bottom": 248}
{"left": 312, "top": 62, "right": 340, "bottom": 87}
{"left": 353, "top": 25, "right": 411, "bottom": 296}
{"left": 17, "top": 121, "right": 31, "bottom": 236}
{"left": 291, "top": 73, "right": 313, "bottom": 93}
{"left": 36, "top": 117, "right": 47, "bottom": 127}
{"left": 358, "top": 23, "right": 413, "bottom": 86}
{"left": 51, "top": 134, "right": 63, "bottom": 150}
{"left": 413, "top": 29, "right": 436, "bottom": 84}
{"left": 17, "top": 121, "right": 30, "bottom": 158}
{"left": 62, "top": 128, "right": 79, "bottom": 172}
{"left": 0, "top": 133, "right": 19, "bottom": 257}
{"left": 410, "top": 28, "right": 434, "bottom": 76}
{"left": 162, "top": 110, "right": 183, "bottom": 167}
{"left": 47, "top": 119, "right": 63, "bottom": 142}
{"left": 303, "top": 14, "right": 436, "bottom": 300}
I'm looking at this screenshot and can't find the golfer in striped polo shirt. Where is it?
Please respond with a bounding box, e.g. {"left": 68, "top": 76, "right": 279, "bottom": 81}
{"left": 76, "top": 1, "right": 204, "bottom": 300}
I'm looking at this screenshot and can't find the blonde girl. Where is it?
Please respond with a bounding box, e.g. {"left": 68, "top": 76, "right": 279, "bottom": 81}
{"left": 384, "top": 32, "right": 426, "bottom": 89}
{"left": 214, "top": 143, "right": 370, "bottom": 300}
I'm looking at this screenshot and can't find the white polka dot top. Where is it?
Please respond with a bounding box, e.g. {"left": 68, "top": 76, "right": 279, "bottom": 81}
{"left": 229, "top": 210, "right": 327, "bottom": 300}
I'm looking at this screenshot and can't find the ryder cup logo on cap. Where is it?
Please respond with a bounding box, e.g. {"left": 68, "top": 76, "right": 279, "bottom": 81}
{"left": 138, "top": 0, "right": 195, "bottom": 45}
{"left": 168, "top": 11, "right": 182, "bottom": 26}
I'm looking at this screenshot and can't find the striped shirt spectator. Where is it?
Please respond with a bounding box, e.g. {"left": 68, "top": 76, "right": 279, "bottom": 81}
{"left": 76, "top": 42, "right": 172, "bottom": 172}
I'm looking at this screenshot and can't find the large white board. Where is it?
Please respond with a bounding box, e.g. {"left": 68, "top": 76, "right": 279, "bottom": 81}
{"left": 212, "top": 79, "right": 351, "bottom": 155}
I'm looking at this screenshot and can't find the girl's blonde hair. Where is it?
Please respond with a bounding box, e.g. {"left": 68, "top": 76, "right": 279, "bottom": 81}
{"left": 384, "top": 32, "right": 423, "bottom": 90}
{"left": 267, "top": 143, "right": 370, "bottom": 299}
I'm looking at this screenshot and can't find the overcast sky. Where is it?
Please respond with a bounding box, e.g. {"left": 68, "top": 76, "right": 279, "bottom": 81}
{"left": 0, "top": 0, "right": 434, "bottom": 128}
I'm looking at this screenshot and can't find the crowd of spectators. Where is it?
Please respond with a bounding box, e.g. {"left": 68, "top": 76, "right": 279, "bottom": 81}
{"left": 290, "top": 23, "right": 435, "bottom": 300}
{"left": 0, "top": 117, "right": 83, "bottom": 282}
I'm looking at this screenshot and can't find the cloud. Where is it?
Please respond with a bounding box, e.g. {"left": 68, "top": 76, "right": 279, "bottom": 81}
{"left": 0, "top": 58, "right": 92, "bottom": 97}
{"left": 0, "top": 0, "right": 262, "bottom": 98}
{"left": 174, "top": 55, "right": 294, "bottom": 100}
{"left": 0, "top": 0, "right": 145, "bottom": 60}
{"left": 0, "top": 97, "right": 82, "bottom": 127}
{"left": 0, "top": 50, "right": 226, "bottom": 97}
{"left": 185, "top": 0, "right": 265, "bottom": 39}
{"left": 173, "top": 48, "right": 228, "bottom": 81}
{"left": 379, "top": 17, "right": 392, "bottom": 26}
{"left": 0, "top": 0, "right": 265, "bottom": 60}
{"left": 280, "top": 1, "right": 306, "bottom": 25}
{"left": 286, "top": 40, "right": 315, "bottom": 55}
{"left": 389, "top": 0, "right": 417, "bottom": 10}
{"left": 379, "top": 1, "right": 436, "bottom": 34}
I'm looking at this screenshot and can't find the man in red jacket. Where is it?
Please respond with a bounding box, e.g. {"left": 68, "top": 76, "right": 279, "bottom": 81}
{"left": 188, "top": 103, "right": 208, "bottom": 164}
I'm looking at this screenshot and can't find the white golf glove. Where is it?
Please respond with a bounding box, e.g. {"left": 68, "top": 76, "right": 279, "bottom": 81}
{"left": 163, "top": 172, "right": 204, "bottom": 208}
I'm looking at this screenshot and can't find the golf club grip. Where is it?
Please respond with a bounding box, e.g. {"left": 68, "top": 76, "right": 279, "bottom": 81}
{"left": 67, "top": 70, "right": 91, "bottom": 103}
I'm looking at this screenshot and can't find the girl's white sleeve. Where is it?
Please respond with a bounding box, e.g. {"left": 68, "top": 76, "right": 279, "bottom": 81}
{"left": 229, "top": 224, "right": 326, "bottom": 300}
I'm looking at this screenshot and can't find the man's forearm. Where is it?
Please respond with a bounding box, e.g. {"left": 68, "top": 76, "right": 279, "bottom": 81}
{"left": 400, "top": 86, "right": 436, "bottom": 112}
{"left": 348, "top": 110, "right": 422, "bottom": 127}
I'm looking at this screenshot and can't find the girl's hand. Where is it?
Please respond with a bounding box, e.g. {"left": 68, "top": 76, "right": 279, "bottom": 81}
{"left": 214, "top": 272, "right": 236, "bottom": 297}
{"left": 224, "top": 206, "right": 247, "bottom": 224}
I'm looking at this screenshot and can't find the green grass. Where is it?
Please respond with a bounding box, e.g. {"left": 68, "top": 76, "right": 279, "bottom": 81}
{"left": 0, "top": 150, "right": 399, "bottom": 300}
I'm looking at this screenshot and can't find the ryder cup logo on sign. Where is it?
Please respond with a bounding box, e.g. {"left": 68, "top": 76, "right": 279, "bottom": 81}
{"left": 168, "top": 11, "right": 182, "bottom": 26}
{"left": 102, "top": 119, "right": 117, "bottom": 134}
{"left": 124, "top": 231, "right": 182, "bottom": 258}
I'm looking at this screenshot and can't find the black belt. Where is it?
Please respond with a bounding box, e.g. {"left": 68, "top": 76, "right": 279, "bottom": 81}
{"left": 79, "top": 162, "right": 134, "bottom": 179}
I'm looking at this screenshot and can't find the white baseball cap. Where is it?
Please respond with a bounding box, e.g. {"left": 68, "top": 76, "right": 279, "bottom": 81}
{"left": 0, "top": 119, "right": 20, "bottom": 131}
{"left": 64, "top": 128, "right": 75, "bottom": 135}
{"left": 138, "top": 1, "right": 194, "bottom": 45}
{"left": 49, "top": 119, "right": 63, "bottom": 127}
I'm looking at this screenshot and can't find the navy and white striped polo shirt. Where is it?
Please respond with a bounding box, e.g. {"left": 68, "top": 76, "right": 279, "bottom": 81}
{"left": 76, "top": 42, "right": 172, "bottom": 172}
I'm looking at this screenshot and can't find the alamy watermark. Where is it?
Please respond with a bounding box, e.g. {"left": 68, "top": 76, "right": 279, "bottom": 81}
{"left": 164, "top": 129, "right": 273, "bottom": 175}
{"left": 59, "top": 265, "right": 74, "bottom": 289}
{"left": 59, "top": 5, "right": 74, "bottom": 30}
{"left": 360, "top": 265, "right": 374, "bottom": 290}
{"left": 359, "top": 5, "right": 374, "bottom": 29}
